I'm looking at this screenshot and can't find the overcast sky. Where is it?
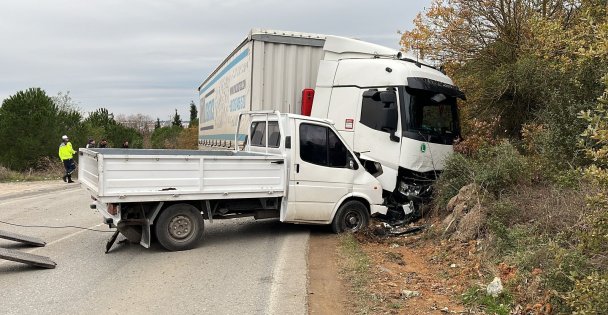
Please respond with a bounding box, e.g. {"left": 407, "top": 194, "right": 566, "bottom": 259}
{"left": 0, "top": 0, "right": 430, "bottom": 120}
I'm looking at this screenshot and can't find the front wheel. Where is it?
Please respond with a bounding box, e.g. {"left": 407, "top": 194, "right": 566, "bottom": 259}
{"left": 331, "top": 200, "right": 370, "bottom": 233}
{"left": 155, "top": 203, "right": 204, "bottom": 251}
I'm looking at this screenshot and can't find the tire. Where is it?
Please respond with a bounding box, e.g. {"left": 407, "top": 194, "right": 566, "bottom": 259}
{"left": 331, "top": 200, "right": 370, "bottom": 233}
{"left": 155, "top": 203, "right": 204, "bottom": 251}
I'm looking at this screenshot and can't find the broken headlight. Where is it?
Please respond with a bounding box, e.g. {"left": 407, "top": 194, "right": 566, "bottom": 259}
{"left": 397, "top": 181, "right": 422, "bottom": 198}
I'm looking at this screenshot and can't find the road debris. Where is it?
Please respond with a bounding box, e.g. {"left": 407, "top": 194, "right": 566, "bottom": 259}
{"left": 0, "top": 229, "right": 46, "bottom": 247}
{"left": 400, "top": 289, "right": 421, "bottom": 299}
{"left": 0, "top": 229, "right": 55, "bottom": 269}
{"left": 0, "top": 248, "right": 56, "bottom": 269}
{"left": 486, "top": 277, "right": 503, "bottom": 297}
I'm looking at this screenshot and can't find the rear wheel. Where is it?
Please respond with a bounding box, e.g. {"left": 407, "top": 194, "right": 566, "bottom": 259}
{"left": 331, "top": 200, "right": 370, "bottom": 233}
{"left": 155, "top": 203, "right": 204, "bottom": 251}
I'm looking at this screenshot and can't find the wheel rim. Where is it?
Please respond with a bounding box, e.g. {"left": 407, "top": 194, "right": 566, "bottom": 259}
{"left": 168, "top": 215, "right": 193, "bottom": 240}
{"left": 343, "top": 209, "right": 363, "bottom": 231}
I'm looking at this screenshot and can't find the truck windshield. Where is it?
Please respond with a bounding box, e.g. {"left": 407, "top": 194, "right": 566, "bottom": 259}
{"left": 407, "top": 89, "right": 458, "bottom": 138}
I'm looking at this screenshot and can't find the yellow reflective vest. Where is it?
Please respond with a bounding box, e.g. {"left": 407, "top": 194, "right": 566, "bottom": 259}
{"left": 59, "top": 142, "right": 76, "bottom": 161}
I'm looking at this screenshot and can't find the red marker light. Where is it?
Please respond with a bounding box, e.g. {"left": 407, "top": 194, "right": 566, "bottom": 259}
{"left": 301, "top": 89, "right": 314, "bottom": 116}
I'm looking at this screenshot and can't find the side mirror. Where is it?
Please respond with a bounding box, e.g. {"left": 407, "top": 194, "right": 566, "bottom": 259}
{"left": 381, "top": 107, "right": 398, "bottom": 131}
{"left": 347, "top": 154, "right": 359, "bottom": 170}
{"left": 381, "top": 105, "right": 399, "bottom": 142}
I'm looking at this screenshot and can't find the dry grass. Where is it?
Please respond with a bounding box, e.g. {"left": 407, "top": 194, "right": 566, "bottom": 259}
{"left": 501, "top": 182, "right": 592, "bottom": 235}
{"left": 0, "top": 157, "right": 65, "bottom": 182}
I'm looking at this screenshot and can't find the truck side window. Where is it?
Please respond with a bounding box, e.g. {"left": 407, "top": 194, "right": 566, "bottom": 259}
{"left": 300, "top": 123, "right": 350, "bottom": 168}
{"left": 267, "top": 122, "right": 281, "bottom": 148}
{"left": 251, "top": 122, "right": 266, "bottom": 146}
{"left": 328, "top": 130, "right": 348, "bottom": 167}
{"left": 250, "top": 121, "right": 281, "bottom": 148}
{"left": 360, "top": 88, "right": 398, "bottom": 133}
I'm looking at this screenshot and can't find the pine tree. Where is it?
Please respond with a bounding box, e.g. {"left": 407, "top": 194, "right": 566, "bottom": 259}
{"left": 0, "top": 88, "right": 84, "bottom": 170}
{"left": 155, "top": 118, "right": 161, "bottom": 129}
{"left": 189, "top": 100, "right": 199, "bottom": 128}
{"left": 171, "top": 109, "right": 182, "bottom": 128}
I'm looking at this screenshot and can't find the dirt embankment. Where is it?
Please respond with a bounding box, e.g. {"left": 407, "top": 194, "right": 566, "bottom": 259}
{"left": 307, "top": 224, "right": 478, "bottom": 315}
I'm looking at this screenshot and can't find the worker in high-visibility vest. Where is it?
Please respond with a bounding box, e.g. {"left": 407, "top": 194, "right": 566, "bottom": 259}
{"left": 59, "top": 135, "right": 76, "bottom": 183}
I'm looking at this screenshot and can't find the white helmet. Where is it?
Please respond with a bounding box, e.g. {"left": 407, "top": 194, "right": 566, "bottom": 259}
{"left": 62, "top": 135, "right": 69, "bottom": 140}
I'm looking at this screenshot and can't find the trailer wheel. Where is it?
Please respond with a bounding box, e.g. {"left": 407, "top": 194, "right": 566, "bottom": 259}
{"left": 155, "top": 203, "right": 204, "bottom": 251}
{"left": 331, "top": 200, "right": 370, "bottom": 233}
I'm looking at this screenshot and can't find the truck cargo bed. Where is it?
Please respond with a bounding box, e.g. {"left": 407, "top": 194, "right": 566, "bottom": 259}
{"left": 79, "top": 148, "right": 286, "bottom": 203}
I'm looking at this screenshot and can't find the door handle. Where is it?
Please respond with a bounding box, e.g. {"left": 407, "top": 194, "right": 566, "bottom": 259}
{"left": 295, "top": 164, "right": 300, "bottom": 173}
{"left": 271, "top": 160, "right": 284, "bottom": 164}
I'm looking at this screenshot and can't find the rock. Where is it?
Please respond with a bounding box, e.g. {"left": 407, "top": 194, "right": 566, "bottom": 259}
{"left": 446, "top": 194, "right": 460, "bottom": 212}
{"left": 452, "top": 203, "right": 486, "bottom": 242}
{"left": 400, "top": 290, "right": 421, "bottom": 299}
{"left": 450, "top": 263, "right": 457, "bottom": 268}
{"left": 443, "top": 184, "right": 484, "bottom": 239}
{"left": 390, "top": 243, "right": 400, "bottom": 248}
{"left": 440, "top": 307, "right": 450, "bottom": 313}
{"left": 486, "top": 277, "right": 503, "bottom": 297}
{"left": 442, "top": 213, "right": 454, "bottom": 226}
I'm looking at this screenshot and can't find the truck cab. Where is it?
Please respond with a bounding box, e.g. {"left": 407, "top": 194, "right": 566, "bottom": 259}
{"left": 242, "top": 113, "right": 387, "bottom": 226}
{"left": 311, "top": 36, "right": 465, "bottom": 212}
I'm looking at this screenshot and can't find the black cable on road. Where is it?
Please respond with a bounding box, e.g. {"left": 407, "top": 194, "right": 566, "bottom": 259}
{"left": 0, "top": 219, "right": 115, "bottom": 233}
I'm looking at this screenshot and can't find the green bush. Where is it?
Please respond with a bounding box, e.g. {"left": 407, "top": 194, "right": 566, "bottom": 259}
{"left": 0, "top": 88, "right": 86, "bottom": 170}
{"left": 435, "top": 141, "right": 530, "bottom": 208}
{"left": 566, "top": 272, "right": 608, "bottom": 315}
{"left": 83, "top": 108, "right": 143, "bottom": 148}
{"left": 151, "top": 126, "right": 183, "bottom": 149}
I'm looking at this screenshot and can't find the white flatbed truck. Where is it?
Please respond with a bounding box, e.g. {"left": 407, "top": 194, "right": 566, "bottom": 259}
{"left": 79, "top": 112, "right": 387, "bottom": 251}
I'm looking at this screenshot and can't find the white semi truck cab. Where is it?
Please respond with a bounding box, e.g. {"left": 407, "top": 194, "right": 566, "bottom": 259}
{"left": 311, "top": 35, "right": 466, "bottom": 213}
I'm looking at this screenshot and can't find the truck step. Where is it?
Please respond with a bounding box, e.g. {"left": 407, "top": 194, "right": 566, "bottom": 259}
{"left": 0, "top": 247, "right": 57, "bottom": 269}
{"left": 0, "top": 229, "right": 46, "bottom": 247}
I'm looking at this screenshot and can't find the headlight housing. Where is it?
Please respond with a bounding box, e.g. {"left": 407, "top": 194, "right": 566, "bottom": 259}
{"left": 397, "top": 181, "right": 422, "bottom": 197}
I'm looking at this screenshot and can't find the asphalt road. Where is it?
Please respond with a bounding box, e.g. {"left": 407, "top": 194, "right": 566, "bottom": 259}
{"left": 0, "top": 184, "right": 310, "bottom": 315}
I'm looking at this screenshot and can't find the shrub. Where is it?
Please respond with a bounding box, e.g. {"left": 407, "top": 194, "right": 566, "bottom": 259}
{"left": 435, "top": 140, "right": 530, "bottom": 209}
{"left": 566, "top": 272, "right": 608, "bottom": 315}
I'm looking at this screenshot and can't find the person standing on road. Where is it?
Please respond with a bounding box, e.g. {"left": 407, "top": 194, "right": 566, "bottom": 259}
{"left": 122, "top": 140, "right": 129, "bottom": 148}
{"left": 98, "top": 139, "right": 108, "bottom": 148}
{"left": 58, "top": 135, "right": 76, "bottom": 183}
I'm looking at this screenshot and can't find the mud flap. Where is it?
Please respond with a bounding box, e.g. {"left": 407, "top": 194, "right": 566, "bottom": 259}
{"left": 140, "top": 202, "right": 164, "bottom": 249}
{"left": 0, "top": 229, "right": 46, "bottom": 247}
{"left": 105, "top": 230, "right": 119, "bottom": 254}
{"left": 0, "top": 247, "right": 57, "bottom": 269}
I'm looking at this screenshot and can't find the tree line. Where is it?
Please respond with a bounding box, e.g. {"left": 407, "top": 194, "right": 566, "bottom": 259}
{"left": 0, "top": 88, "right": 200, "bottom": 171}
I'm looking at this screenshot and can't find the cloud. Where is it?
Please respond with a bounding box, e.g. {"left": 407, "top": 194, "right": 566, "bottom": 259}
{"left": 0, "top": 0, "right": 430, "bottom": 118}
